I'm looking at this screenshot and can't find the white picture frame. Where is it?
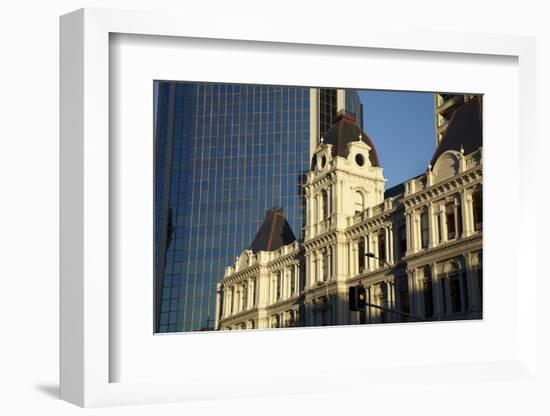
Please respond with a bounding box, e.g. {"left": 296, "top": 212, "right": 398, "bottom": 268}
{"left": 60, "top": 7, "right": 539, "bottom": 408}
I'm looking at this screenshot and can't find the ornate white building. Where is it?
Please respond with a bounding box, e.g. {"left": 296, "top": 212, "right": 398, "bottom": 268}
{"left": 215, "top": 98, "right": 483, "bottom": 330}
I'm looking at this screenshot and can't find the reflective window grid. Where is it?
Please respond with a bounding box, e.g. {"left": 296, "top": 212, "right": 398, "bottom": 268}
{"left": 154, "top": 82, "right": 361, "bottom": 332}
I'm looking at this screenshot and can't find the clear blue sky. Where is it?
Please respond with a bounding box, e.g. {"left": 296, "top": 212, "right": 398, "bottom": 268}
{"left": 358, "top": 90, "right": 435, "bottom": 189}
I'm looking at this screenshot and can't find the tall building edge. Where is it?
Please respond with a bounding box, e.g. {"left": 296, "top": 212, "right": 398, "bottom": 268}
{"left": 154, "top": 82, "right": 361, "bottom": 332}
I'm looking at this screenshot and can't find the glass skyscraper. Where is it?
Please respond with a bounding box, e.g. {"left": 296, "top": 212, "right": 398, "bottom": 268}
{"left": 154, "top": 81, "right": 363, "bottom": 333}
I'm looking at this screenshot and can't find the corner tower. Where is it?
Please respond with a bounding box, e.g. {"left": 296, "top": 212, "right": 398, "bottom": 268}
{"left": 305, "top": 111, "right": 386, "bottom": 241}
{"left": 303, "top": 110, "right": 386, "bottom": 297}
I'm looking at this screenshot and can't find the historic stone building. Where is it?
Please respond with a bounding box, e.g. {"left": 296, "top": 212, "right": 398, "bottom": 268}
{"left": 215, "top": 97, "right": 483, "bottom": 330}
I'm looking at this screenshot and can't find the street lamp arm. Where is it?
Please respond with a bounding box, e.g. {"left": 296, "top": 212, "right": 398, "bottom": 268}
{"left": 365, "top": 252, "right": 391, "bottom": 269}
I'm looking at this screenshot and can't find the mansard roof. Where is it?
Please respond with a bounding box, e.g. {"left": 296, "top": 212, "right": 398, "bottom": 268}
{"left": 322, "top": 111, "right": 381, "bottom": 167}
{"left": 430, "top": 96, "right": 483, "bottom": 167}
{"left": 384, "top": 182, "right": 405, "bottom": 199}
{"left": 249, "top": 208, "right": 296, "bottom": 253}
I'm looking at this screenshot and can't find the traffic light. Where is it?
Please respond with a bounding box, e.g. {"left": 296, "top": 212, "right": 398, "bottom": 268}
{"left": 349, "top": 285, "right": 367, "bottom": 311}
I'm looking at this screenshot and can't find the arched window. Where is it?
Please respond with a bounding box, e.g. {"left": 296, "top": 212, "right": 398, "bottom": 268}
{"left": 472, "top": 189, "right": 482, "bottom": 230}
{"left": 445, "top": 260, "right": 467, "bottom": 313}
{"left": 353, "top": 191, "right": 364, "bottom": 214}
{"left": 288, "top": 310, "right": 295, "bottom": 327}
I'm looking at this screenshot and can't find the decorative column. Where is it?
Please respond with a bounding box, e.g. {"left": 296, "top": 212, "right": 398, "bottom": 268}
{"left": 384, "top": 227, "right": 390, "bottom": 265}
{"left": 388, "top": 225, "right": 394, "bottom": 264}
{"left": 364, "top": 235, "right": 370, "bottom": 271}
{"left": 307, "top": 252, "right": 314, "bottom": 288}
{"left": 406, "top": 270, "right": 415, "bottom": 317}
{"left": 346, "top": 241, "right": 353, "bottom": 277}
{"left": 466, "top": 253, "right": 481, "bottom": 313}
{"left": 414, "top": 210, "right": 422, "bottom": 252}
{"left": 428, "top": 202, "right": 437, "bottom": 248}
{"left": 415, "top": 273, "right": 425, "bottom": 318}
{"left": 439, "top": 205, "right": 448, "bottom": 243}
{"left": 461, "top": 190, "right": 474, "bottom": 237}
{"left": 294, "top": 263, "right": 299, "bottom": 295}
{"left": 352, "top": 242, "right": 357, "bottom": 276}
{"left": 250, "top": 278, "right": 255, "bottom": 308}
{"left": 317, "top": 195, "right": 322, "bottom": 232}
{"left": 405, "top": 211, "right": 413, "bottom": 255}
{"left": 306, "top": 191, "right": 312, "bottom": 239}
{"left": 372, "top": 233, "right": 379, "bottom": 269}
{"left": 315, "top": 250, "right": 323, "bottom": 283}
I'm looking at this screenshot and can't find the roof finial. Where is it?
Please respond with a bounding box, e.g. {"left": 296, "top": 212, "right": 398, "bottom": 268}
{"left": 358, "top": 133, "right": 363, "bottom": 141}
{"left": 460, "top": 144, "right": 465, "bottom": 154}
{"left": 320, "top": 136, "right": 324, "bottom": 143}
{"left": 428, "top": 163, "right": 432, "bottom": 172}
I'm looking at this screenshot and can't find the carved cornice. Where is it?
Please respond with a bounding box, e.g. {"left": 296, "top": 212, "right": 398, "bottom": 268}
{"left": 346, "top": 213, "right": 394, "bottom": 238}
{"left": 403, "top": 167, "right": 482, "bottom": 209}
{"left": 304, "top": 231, "right": 338, "bottom": 250}
{"left": 402, "top": 232, "right": 482, "bottom": 262}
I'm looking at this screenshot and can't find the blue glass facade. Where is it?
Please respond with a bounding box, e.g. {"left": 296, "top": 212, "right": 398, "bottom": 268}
{"left": 155, "top": 82, "right": 362, "bottom": 332}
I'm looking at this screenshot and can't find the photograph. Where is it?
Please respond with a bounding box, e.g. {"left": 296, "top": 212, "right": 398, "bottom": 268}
{"left": 153, "top": 82, "right": 483, "bottom": 333}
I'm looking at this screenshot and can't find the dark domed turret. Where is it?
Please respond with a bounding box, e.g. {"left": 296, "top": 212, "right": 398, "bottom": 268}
{"left": 321, "top": 111, "right": 380, "bottom": 167}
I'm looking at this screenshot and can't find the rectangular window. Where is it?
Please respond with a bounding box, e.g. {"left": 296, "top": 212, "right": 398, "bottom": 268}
{"left": 424, "top": 280, "right": 434, "bottom": 318}
{"left": 473, "top": 190, "right": 483, "bottom": 230}
{"left": 446, "top": 204, "right": 456, "bottom": 239}
{"left": 450, "top": 275, "right": 461, "bottom": 313}
{"left": 276, "top": 272, "right": 282, "bottom": 301}
{"left": 290, "top": 268, "right": 295, "bottom": 295}
{"left": 477, "top": 266, "right": 483, "bottom": 310}
{"left": 399, "top": 290, "right": 410, "bottom": 318}
{"left": 421, "top": 211, "right": 429, "bottom": 249}
{"left": 378, "top": 230, "right": 386, "bottom": 266}
{"left": 322, "top": 191, "right": 329, "bottom": 220}
{"left": 322, "top": 253, "right": 329, "bottom": 281}
{"left": 437, "top": 215, "right": 442, "bottom": 243}
{"left": 399, "top": 225, "right": 407, "bottom": 257}
{"left": 462, "top": 272, "right": 469, "bottom": 311}
{"left": 358, "top": 239, "right": 365, "bottom": 272}
{"left": 441, "top": 278, "right": 447, "bottom": 314}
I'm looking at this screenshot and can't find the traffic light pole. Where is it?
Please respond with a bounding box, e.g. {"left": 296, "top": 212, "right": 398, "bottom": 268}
{"left": 364, "top": 302, "right": 423, "bottom": 322}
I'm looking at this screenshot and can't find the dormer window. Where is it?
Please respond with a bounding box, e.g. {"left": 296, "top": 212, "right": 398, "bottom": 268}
{"left": 320, "top": 155, "right": 327, "bottom": 169}
{"left": 355, "top": 153, "right": 365, "bottom": 167}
